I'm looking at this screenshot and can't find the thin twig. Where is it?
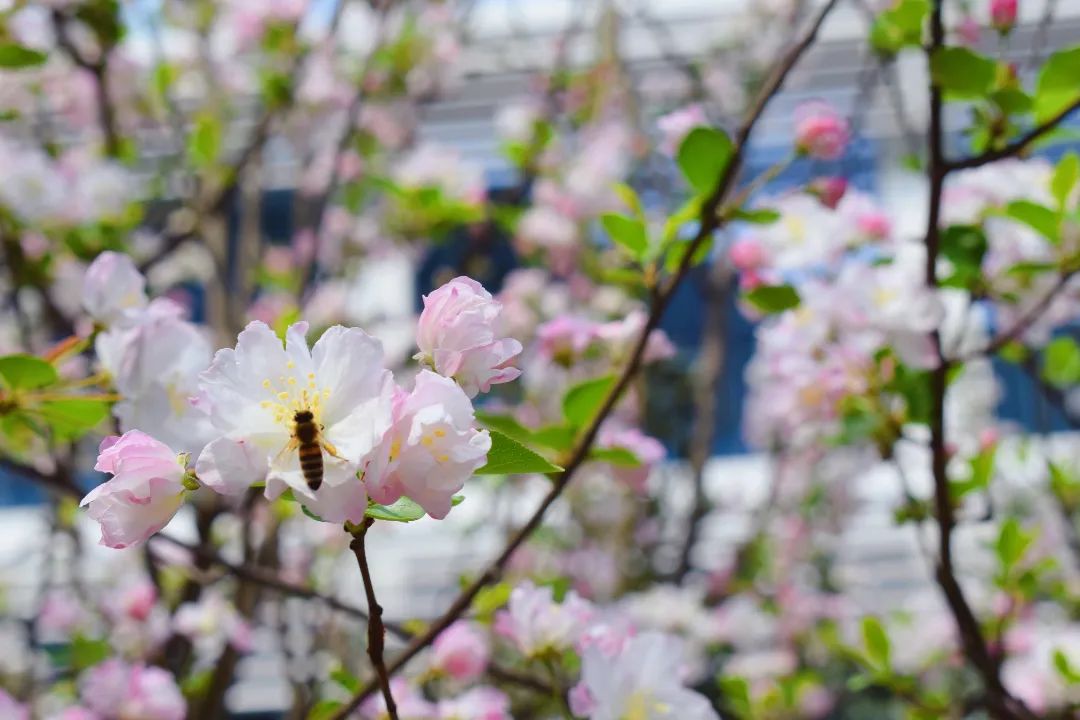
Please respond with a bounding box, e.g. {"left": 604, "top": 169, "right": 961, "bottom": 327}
{"left": 349, "top": 518, "right": 397, "bottom": 720}
{"left": 325, "top": 2, "right": 841, "bottom": 715}
{"left": 959, "top": 271, "right": 1077, "bottom": 361}
{"left": 946, "top": 96, "right": 1080, "bottom": 172}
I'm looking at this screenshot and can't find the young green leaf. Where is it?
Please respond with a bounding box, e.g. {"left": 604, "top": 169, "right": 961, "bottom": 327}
{"left": 475, "top": 430, "right": 563, "bottom": 475}
{"left": 0, "top": 44, "right": 48, "bottom": 69}
{"left": 1042, "top": 336, "right": 1080, "bottom": 387}
{"left": 35, "top": 399, "right": 110, "bottom": 439}
{"left": 1004, "top": 201, "right": 1060, "bottom": 242}
{"left": 1051, "top": 152, "right": 1079, "bottom": 210}
{"left": 861, "top": 616, "right": 891, "bottom": 671}
{"left": 188, "top": 113, "right": 222, "bottom": 169}
{"left": 600, "top": 213, "right": 648, "bottom": 259}
{"left": 995, "top": 517, "right": 1034, "bottom": 572}
{"left": 0, "top": 354, "right": 59, "bottom": 390}
{"left": 730, "top": 207, "right": 781, "bottom": 225}
{"left": 365, "top": 495, "right": 465, "bottom": 522}
{"left": 930, "top": 47, "right": 997, "bottom": 99}
{"left": 563, "top": 375, "right": 616, "bottom": 428}
{"left": 676, "top": 127, "right": 733, "bottom": 196}
{"left": 744, "top": 284, "right": 801, "bottom": 314}
{"left": 1035, "top": 45, "right": 1080, "bottom": 123}
{"left": 587, "top": 446, "right": 641, "bottom": 467}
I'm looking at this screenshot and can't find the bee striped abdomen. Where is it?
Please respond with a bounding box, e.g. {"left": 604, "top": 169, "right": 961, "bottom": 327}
{"left": 298, "top": 442, "right": 324, "bottom": 490}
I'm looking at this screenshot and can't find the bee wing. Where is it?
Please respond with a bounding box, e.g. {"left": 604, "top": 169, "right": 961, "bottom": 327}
{"left": 273, "top": 437, "right": 301, "bottom": 466}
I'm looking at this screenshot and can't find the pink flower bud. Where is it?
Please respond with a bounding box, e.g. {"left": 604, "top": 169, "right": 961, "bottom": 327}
{"left": 431, "top": 621, "right": 490, "bottom": 683}
{"left": 856, "top": 211, "right": 892, "bottom": 240}
{"left": 794, "top": 101, "right": 850, "bottom": 160}
{"left": 729, "top": 238, "right": 767, "bottom": 271}
{"left": 991, "top": 0, "right": 1017, "bottom": 33}
{"left": 808, "top": 176, "right": 848, "bottom": 209}
{"left": 956, "top": 15, "right": 981, "bottom": 45}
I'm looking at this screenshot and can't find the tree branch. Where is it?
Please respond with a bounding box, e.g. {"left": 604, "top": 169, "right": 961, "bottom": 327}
{"left": 325, "top": 2, "right": 841, "bottom": 715}
{"left": 946, "top": 96, "right": 1080, "bottom": 172}
{"left": 349, "top": 518, "right": 397, "bottom": 720}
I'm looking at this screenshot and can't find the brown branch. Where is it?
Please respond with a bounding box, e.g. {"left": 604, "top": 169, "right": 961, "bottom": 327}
{"left": 349, "top": 519, "right": 397, "bottom": 720}
{"left": 946, "top": 96, "right": 1080, "bottom": 172}
{"left": 325, "top": 3, "right": 841, "bottom": 716}
{"left": 923, "top": 5, "right": 1038, "bottom": 719}
{"left": 50, "top": 11, "right": 120, "bottom": 157}
{"left": 960, "top": 271, "right": 1077, "bottom": 362}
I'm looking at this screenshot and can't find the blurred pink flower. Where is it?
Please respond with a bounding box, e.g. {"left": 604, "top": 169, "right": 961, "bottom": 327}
{"left": 431, "top": 621, "right": 490, "bottom": 683}
{"left": 657, "top": 104, "right": 708, "bottom": 155}
{"left": 794, "top": 101, "right": 849, "bottom": 160}
{"left": 82, "top": 251, "right": 148, "bottom": 327}
{"left": 81, "top": 660, "right": 185, "bottom": 720}
{"left": 991, "top": 0, "right": 1018, "bottom": 33}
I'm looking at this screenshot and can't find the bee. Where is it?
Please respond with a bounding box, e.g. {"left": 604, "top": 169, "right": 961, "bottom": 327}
{"left": 282, "top": 409, "right": 346, "bottom": 491}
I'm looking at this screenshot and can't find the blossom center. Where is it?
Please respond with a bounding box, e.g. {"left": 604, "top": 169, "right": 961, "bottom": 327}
{"left": 258, "top": 362, "right": 331, "bottom": 429}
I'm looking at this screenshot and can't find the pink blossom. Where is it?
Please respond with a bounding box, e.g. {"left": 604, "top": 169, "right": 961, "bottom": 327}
{"left": 537, "top": 315, "right": 597, "bottom": 363}
{"left": 116, "top": 579, "right": 158, "bottom": 622}
{"left": 0, "top": 689, "right": 29, "bottom": 720}
{"left": 82, "top": 251, "right": 148, "bottom": 327}
{"left": 494, "top": 581, "right": 594, "bottom": 657}
{"left": 81, "top": 431, "right": 188, "bottom": 549}
{"left": 729, "top": 238, "right": 767, "bottom": 271}
{"left": 365, "top": 371, "right": 490, "bottom": 520}
{"left": 794, "top": 101, "right": 849, "bottom": 161}
{"left": 437, "top": 687, "right": 510, "bottom": 720}
{"left": 431, "top": 621, "right": 490, "bottom": 683}
{"left": 856, "top": 210, "right": 891, "bottom": 240}
{"left": 80, "top": 660, "right": 186, "bottom": 720}
{"left": 596, "top": 426, "right": 666, "bottom": 491}
{"left": 991, "top": 0, "right": 1018, "bottom": 33}
{"left": 807, "top": 176, "right": 848, "bottom": 209}
{"left": 596, "top": 311, "right": 676, "bottom": 364}
{"left": 656, "top": 104, "right": 708, "bottom": 155}
{"left": 359, "top": 677, "right": 434, "bottom": 719}
{"left": 415, "top": 276, "right": 523, "bottom": 397}
{"left": 38, "top": 591, "right": 85, "bottom": 637}
{"left": 48, "top": 708, "right": 101, "bottom": 720}
{"left": 956, "top": 15, "right": 982, "bottom": 45}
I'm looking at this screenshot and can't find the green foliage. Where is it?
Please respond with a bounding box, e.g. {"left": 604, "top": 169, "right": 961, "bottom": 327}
{"left": 475, "top": 430, "right": 563, "bottom": 476}
{"left": 730, "top": 208, "right": 781, "bottom": 225}
{"left": 1042, "top": 336, "right": 1080, "bottom": 387}
{"left": 930, "top": 47, "right": 997, "bottom": 99}
{"left": 861, "top": 616, "right": 892, "bottom": 671}
{"left": 0, "top": 44, "right": 48, "bottom": 69}
{"left": 870, "top": 0, "right": 928, "bottom": 55}
{"left": 717, "top": 676, "right": 753, "bottom": 719}
{"left": 188, "top": 113, "right": 222, "bottom": 169}
{"left": 744, "top": 284, "right": 800, "bottom": 314}
{"left": 1035, "top": 45, "right": 1080, "bottom": 123}
{"left": 307, "top": 700, "right": 344, "bottom": 720}
{"left": 35, "top": 399, "right": 110, "bottom": 439}
{"left": 471, "top": 581, "right": 512, "bottom": 621}
{"left": 70, "top": 635, "right": 110, "bottom": 672}
{"left": 364, "top": 495, "right": 463, "bottom": 522}
{"left": 676, "top": 127, "right": 733, "bottom": 196}
{"left": 950, "top": 445, "right": 996, "bottom": 500}
{"left": 587, "top": 446, "right": 641, "bottom": 467}
{"left": 995, "top": 517, "right": 1035, "bottom": 574}
{"left": 1004, "top": 200, "right": 1061, "bottom": 242}
{"left": 562, "top": 375, "right": 615, "bottom": 428}
{"left": 600, "top": 213, "right": 648, "bottom": 260}
{"left": 329, "top": 666, "right": 361, "bottom": 693}
{"left": 0, "top": 354, "right": 59, "bottom": 390}
{"left": 939, "top": 225, "right": 988, "bottom": 289}
{"left": 1051, "top": 152, "right": 1079, "bottom": 209}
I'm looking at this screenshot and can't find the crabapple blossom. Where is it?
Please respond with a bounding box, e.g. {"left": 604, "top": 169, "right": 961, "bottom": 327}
{"left": 359, "top": 677, "right": 435, "bottom": 719}
{"left": 437, "top": 687, "right": 511, "bottom": 720}
{"left": 80, "top": 660, "right": 186, "bottom": 720}
{"left": 81, "top": 431, "right": 189, "bottom": 549}
{"left": 415, "top": 276, "right": 523, "bottom": 397}
{"left": 596, "top": 426, "right": 666, "bottom": 492}
{"left": 194, "top": 322, "right": 393, "bottom": 522}
{"left": 569, "top": 632, "right": 719, "bottom": 720}
{"left": 430, "top": 621, "right": 490, "bottom": 683}
{"left": 656, "top": 103, "right": 708, "bottom": 155}
{"left": 82, "top": 251, "right": 148, "bottom": 328}
{"left": 807, "top": 176, "right": 848, "bottom": 209}
{"left": 794, "top": 101, "right": 849, "bottom": 160}
{"left": 0, "top": 689, "right": 29, "bottom": 720}
{"left": 365, "top": 371, "right": 490, "bottom": 519}
{"left": 173, "top": 590, "right": 254, "bottom": 661}
{"left": 494, "top": 581, "right": 594, "bottom": 658}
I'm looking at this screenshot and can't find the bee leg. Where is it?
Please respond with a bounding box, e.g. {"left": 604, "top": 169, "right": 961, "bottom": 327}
{"left": 322, "top": 440, "right": 348, "bottom": 462}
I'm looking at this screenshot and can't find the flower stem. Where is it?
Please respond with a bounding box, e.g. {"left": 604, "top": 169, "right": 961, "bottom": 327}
{"left": 349, "top": 518, "right": 398, "bottom": 720}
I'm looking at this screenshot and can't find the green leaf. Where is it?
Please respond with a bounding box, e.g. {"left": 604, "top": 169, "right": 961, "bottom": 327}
{"left": 562, "top": 375, "right": 615, "bottom": 428}
{"left": 939, "top": 225, "right": 988, "bottom": 288}
{"left": 472, "top": 581, "right": 512, "bottom": 621}
{"left": 1042, "top": 336, "right": 1080, "bottom": 387}
{"left": 530, "top": 425, "right": 576, "bottom": 452}
{"left": 307, "top": 700, "right": 344, "bottom": 720}
{"left": 613, "top": 182, "right": 644, "bottom": 219}
{"left": 36, "top": 399, "right": 110, "bottom": 438}
{"left": 365, "top": 495, "right": 464, "bottom": 522}
{"left": 188, "top": 113, "right": 221, "bottom": 169}
{"left": 861, "top": 616, "right": 891, "bottom": 670}
{"left": 475, "top": 430, "right": 562, "bottom": 476}
{"left": 996, "top": 517, "right": 1034, "bottom": 571}
{"left": 1052, "top": 649, "right": 1080, "bottom": 684}
{"left": 329, "top": 667, "right": 361, "bottom": 693}
{"left": 71, "top": 635, "right": 110, "bottom": 672}
{"left": 0, "top": 44, "right": 48, "bottom": 69}
{"left": 744, "top": 284, "right": 800, "bottom": 314}
{"left": 676, "top": 127, "right": 733, "bottom": 196}
{"left": 475, "top": 411, "right": 534, "bottom": 444}
{"left": 1051, "top": 152, "right": 1079, "bottom": 209}
{"left": 870, "top": 0, "right": 928, "bottom": 55}
{"left": 730, "top": 207, "right": 781, "bottom": 225}
{"left": 1004, "top": 200, "right": 1060, "bottom": 241}
{"left": 930, "top": 47, "right": 997, "bottom": 99}
{"left": 0, "top": 354, "right": 58, "bottom": 390}
{"left": 600, "top": 213, "right": 648, "bottom": 259}
{"left": 717, "top": 676, "right": 752, "bottom": 719}
{"left": 588, "top": 446, "right": 641, "bottom": 467}
{"left": 1035, "top": 45, "right": 1080, "bottom": 123}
